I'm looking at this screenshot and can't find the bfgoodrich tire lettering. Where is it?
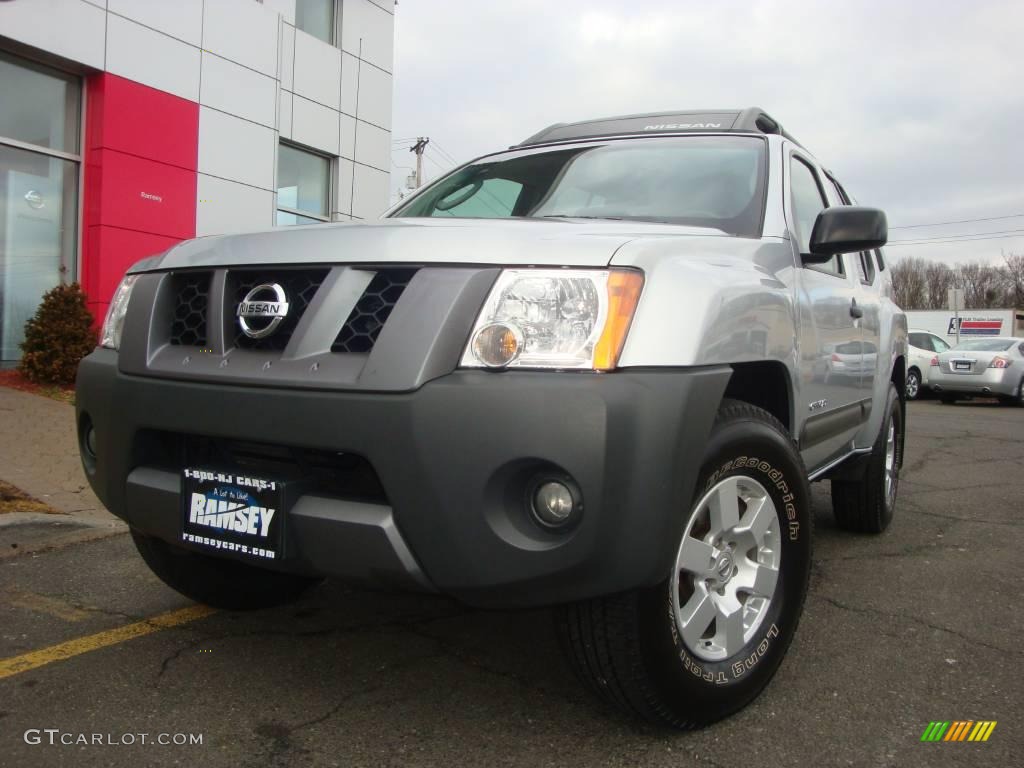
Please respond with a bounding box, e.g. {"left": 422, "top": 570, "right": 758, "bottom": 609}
{"left": 132, "top": 530, "right": 318, "bottom": 610}
{"left": 556, "top": 400, "right": 812, "bottom": 728}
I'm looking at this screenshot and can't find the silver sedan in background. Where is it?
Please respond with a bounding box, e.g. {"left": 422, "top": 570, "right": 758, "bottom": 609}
{"left": 930, "top": 337, "right": 1024, "bottom": 405}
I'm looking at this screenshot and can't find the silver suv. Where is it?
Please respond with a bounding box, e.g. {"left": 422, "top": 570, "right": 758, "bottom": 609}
{"left": 77, "top": 108, "right": 907, "bottom": 728}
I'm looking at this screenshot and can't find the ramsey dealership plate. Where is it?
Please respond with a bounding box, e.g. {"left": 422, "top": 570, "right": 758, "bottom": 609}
{"left": 181, "top": 468, "right": 284, "bottom": 562}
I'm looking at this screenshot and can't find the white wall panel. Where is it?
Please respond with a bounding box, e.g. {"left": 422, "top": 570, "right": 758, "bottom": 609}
{"left": 333, "top": 158, "right": 354, "bottom": 216}
{"left": 367, "top": 0, "right": 395, "bottom": 12}
{"left": 197, "top": 174, "right": 274, "bottom": 236}
{"left": 106, "top": 14, "right": 200, "bottom": 101}
{"left": 280, "top": 23, "right": 295, "bottom": 91}
{"left": 340, "top": 52, "right": 359, "bottom": 117}
{"left": 108, "top": 0, "right": 202, "bottom": 46}
{"left": 293, "top": 29, "right": 341, "bottom": 109}
{"left": 203, "top": 0, "right": 279, "bottom": 77}
{"left": 261, "top": 0, "right": 296, "bottom": 25}
{"left": 200, "top": 53, "right": 277, "bottom": 128}
{"left": 291, "top": 95, "right": 340, "bottom": 155}
{"left": 198, "top": 107, "right": 276, "bottom": 190}
{"left": 351, "top": 164, "right": 389, "bottom": 220}
{"left": 339, "top": 113, "right": 356, "bottom": 160}
{"left": 354, "top": 121, "right": 389, "bottom": 172}
{"left": 279, "top": 90, "right": 294, "bottom": 140}
{"left": 355, "top": 64, "right": 391, "bottom": 129}
{"left": 0, "top": 0, "right": 105, "bottom": 69}
{"left": 340, "top": 0, "right": 393, "bottom": 73}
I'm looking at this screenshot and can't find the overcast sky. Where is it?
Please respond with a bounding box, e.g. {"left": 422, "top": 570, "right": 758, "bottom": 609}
{"left": 388, "top": 0, "right": 1024, "bottom": 266}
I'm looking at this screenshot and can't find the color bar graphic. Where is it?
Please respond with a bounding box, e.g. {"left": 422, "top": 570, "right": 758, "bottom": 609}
{"left": 921, "top": 721, "right": 996, "bottom": 742}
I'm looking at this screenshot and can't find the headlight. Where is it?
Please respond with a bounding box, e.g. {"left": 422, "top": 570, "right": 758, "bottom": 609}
{"left": 100, "top": 275, "right": 138, "bottom": 350}
{"left": 461, "top": 269, "right": 643, "bottom": 370}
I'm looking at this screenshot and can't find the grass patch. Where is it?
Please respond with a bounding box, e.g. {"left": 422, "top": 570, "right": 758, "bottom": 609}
{"left": 0, "top": 369, "right": 75, "bottom": 405}
{"left": 0, "top": 480, "right": 62, "bottom": 515}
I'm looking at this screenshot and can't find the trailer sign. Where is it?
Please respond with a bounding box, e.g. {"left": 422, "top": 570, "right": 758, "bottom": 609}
{"left": 947, "top": 317, "right": 1003, "bottom": 336}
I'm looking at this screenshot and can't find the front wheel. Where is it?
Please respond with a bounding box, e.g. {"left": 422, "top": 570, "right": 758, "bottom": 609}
{"left": 556, "top": 401, "right": 812, "bottom": 728}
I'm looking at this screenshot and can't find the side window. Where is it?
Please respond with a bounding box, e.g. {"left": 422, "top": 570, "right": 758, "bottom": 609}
{"left": 932, "top": 335, "right": 950, "bottom": 353}
{"left": 857, "top": 252, "right": 876, "bottom": 284}
{"left": 790, "top": 157, "right": 842, "bottom": 275}
{"left": 908, "top": 333, "right": 926, "bottom": 350}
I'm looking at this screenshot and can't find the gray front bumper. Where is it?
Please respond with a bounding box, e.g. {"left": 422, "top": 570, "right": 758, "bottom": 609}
{"left": 77, "top": 350, "right": 730, "bottom": 608}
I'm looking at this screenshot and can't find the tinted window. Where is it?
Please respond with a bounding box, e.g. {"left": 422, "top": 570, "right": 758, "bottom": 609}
{"left": 296, "top": 0, "right": 335, "bottom": 44}
{"left": 791, "top": 158, "right": 842, "bottom": 274}
{"left": 908, "top": 333, "right": 929, "bottom": 351}
{"left": 931, "top": 335, "right": 950, "bottom": 352}
{"left": 952, "top": 339, "right": 1015, "bottom": 352}
{"left": 394, "top": 136, "right": 768, "bottom": 237}
{"left": 835, "top": 341, "right": 862, "bottom": 354}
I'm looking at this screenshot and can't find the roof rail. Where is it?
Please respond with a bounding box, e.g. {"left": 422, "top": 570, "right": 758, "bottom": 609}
{"left": 515, "top": 107, "right": 804, "bottom": 149}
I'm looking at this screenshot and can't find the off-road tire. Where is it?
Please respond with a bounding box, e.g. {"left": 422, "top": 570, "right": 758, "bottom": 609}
{"left": 555, "top": 400, "right": 812, "bottom": 729}
{"left": 831, "top": 384, "right": 903, "bottom": 533}
{"left": 132, "top": 530, "right": 318, "bottom": 610}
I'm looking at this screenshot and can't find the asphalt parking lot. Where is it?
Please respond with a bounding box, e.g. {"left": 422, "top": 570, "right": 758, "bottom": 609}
{"left": 0, "top": 398, "right": 1020, "bottom": 768}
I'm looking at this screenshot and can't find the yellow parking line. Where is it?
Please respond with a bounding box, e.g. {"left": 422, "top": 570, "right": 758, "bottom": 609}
{"left": 0, "top": 605, "right": 216, "bottom": 681}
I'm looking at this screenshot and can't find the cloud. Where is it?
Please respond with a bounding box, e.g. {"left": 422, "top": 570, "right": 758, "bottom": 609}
{"left": 390, "top": 0, "right": 1024, "bottom": 264}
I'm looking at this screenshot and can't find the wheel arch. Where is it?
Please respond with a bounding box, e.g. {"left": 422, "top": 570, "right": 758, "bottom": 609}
{"left": 722, "top": 360, "right": 794, "bottom": 436}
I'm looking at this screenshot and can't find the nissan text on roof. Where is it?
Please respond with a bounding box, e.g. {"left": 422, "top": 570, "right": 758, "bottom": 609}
{"left": 77, "top": 108, "right": 907, "bottom": 728}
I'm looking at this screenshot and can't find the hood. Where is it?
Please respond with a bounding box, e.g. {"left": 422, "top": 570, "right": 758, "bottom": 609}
{"left": 133, "top": 218, "right": 729, "bottom": 272}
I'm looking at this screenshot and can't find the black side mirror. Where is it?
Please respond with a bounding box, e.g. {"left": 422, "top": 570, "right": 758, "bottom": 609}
{"left": 804, "top": 206, "right": 888, "bottom": 264}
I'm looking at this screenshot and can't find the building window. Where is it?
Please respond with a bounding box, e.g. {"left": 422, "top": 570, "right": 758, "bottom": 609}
{"left": 295, "top": 0, "right": 336, "bottom": 45}
{"left": 0, "top": 52, "right": 81, "bottom": 362}
{"left": 276, "top": 143, "right": 331, "bottom": 225}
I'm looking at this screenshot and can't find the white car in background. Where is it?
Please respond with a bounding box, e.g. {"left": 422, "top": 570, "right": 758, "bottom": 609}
{"left": 906, "top": 329, "right": 951, "bottom": 400}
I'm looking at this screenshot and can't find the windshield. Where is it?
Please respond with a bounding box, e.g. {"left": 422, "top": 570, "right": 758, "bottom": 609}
{"left": 391, "top": 136, "right": 767, "bottom": 237}
{"left": 951, "top": 339, "right": 1015, "bottom": 352}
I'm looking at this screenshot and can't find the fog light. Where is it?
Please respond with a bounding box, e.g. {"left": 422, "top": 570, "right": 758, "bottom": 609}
{"left": 532, "top": 481, "right": 577, "bottom": 528}
{"left": 471, "top": 322, "right": 523, "bottom": 368}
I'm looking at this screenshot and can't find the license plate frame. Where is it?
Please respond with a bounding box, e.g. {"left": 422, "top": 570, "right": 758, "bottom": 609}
{"left": 180, "top": 468, "right": 285, "bottom": 563}
{"left": 954, "top": 361, "right": 971, "bottom": 371}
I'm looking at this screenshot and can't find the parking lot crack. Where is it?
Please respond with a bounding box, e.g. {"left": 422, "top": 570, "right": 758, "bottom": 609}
{"left": 817, "top": 594, "right": 1018, "bottom": 656}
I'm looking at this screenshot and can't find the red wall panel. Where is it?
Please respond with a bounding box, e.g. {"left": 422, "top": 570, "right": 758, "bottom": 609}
{"left": 81, "top": 73, "right": 199, "bottom": 321}
{"left": 87, "top": 149, "right": 196, "bottom": 238}
{"left": 85, "top": 74, "right": 198, "bottom": 171}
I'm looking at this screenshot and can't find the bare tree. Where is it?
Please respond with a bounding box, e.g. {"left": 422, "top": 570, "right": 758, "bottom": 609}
{"left": 1001, "top": 251, "right": 1024, "bottom": 307}
{"left": 891, "top": 256, "right": 929, "bottom": 309}
{"left": 924, "top": 261, "right": 955, "bottom": 309}
{"left": 954, "top": 261, "right": 1005, "bottom": 309}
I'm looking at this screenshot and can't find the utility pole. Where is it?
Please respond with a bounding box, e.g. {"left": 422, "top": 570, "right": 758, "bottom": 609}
{"left": 410, "top": 137, "right": 429, "bottom": 188}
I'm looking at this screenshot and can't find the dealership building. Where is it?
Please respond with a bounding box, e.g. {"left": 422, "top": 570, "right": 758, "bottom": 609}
{"left": 0, "top": 0, "right": 395, "bottom": 361}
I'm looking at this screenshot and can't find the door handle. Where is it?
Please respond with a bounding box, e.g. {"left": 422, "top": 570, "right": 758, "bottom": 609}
{"left": 850, "top": 300, "right": 863, "bottom": 319}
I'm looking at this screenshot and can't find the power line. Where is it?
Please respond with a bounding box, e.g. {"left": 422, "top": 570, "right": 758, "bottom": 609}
{"left": 430, "top": 141, "right": 459, "bottom": 165}
{"left": 889, "top": 212, "right": 1024, "bottom": 229}
{"left": 886, "top": 232, "right": 1024, "bottom": 246}
{"left": 890, "top": 227, "right": 1024, "bottom": 243}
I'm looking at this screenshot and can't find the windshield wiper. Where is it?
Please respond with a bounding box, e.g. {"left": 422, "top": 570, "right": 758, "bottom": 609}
{"left": 539, "top": 215, "right": 626, "bottom": 221}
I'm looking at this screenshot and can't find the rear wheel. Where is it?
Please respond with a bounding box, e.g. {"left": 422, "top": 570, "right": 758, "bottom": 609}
{"left": 132, "top": 530, "right": 318, "bottom": 610}
{"left": 831, "top": 384, "right": 902, "bottom": 533}
{"left": 556, "top": 401, "right": 811, "bottom": 728}
{"left": 905, "top": 369, "right": 921, "bottom": 401}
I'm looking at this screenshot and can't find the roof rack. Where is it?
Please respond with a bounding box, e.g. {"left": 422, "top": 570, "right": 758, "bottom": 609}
{"left": 515, "top": 107, "right": 803, "bottom": 148}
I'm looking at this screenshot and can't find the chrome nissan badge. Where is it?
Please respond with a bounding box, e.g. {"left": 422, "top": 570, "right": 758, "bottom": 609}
{"left": 237, "top": 283, "right": 289, "bottom": 339}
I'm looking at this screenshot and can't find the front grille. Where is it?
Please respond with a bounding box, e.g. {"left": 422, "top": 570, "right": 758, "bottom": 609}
{"left": 230, "top": 268, "right": 328, "bottom": 351}
{"left": 332, "top": 268, "right": 418, "bottom": 354}
{"left": 135, "top": 430, "right": 388, "bottom": 506}
{"left": 169, "top": 272, "right": 212, "bottom": 346}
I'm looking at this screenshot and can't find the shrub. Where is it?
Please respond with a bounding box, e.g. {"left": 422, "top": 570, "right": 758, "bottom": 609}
{"left": 18, "top": 283, "right": 97, "bottom": 386}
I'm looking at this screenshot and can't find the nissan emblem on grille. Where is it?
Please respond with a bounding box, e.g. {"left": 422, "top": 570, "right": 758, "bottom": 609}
{"left": 237, "top": 283, "right": 290, "bottom": 339}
